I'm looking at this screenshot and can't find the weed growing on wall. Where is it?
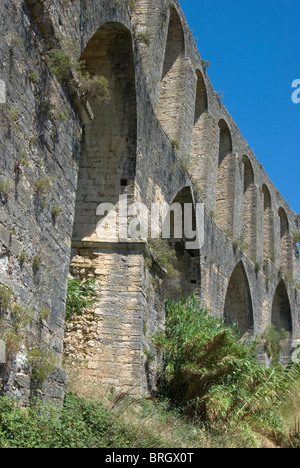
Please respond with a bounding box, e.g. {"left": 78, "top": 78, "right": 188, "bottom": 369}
{"left": 262, "top": 325, "right": 289, "bottom": 365}
{"left": 0, "top": 285, "right": 33, "bottom": 365}
{"left": 27, "top": 347, "right": 57, "bottom": 385}
{"left": 76, "top": 71, "right": 110, "bottom": 105}
{"left": 47, "top": 48, "right": 110, "bottom": 105}
{"left": 66, "top": 277, "right": 97, "bottom": 321}
{"left": 47, "top": 49, "right": 75, "bottom": 82}
{"left": 148, "top": 238, "right": 180, "bottom": 298}
{"left": 0, "top": 180, "right": 12, "bottom": 201}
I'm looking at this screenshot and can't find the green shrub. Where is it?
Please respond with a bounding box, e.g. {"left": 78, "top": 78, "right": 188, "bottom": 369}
{"left": 202, "top": 59, "right": 210, "bottom": 70}
{"left": 170, "top": 139, "right": 180, "bottom": 151}
{"left": 27, "top": 347, "right": 57, "bottom": 384}
{"left": 13, "top": 34, "right": 23, "bottom": 47}
{"left": 47, "top": 47, "right": 111, "bottom": 108}
{"left": 262, "top": 324, "right": 289, "bottom": 364}
{"left": 127, "top": 0, "right": 135, "bottom": 11}
{"left": 35, "top": 177, "right": 54, "bottom": 196}
{"left": 38, "top": 307, "right": 50, "bottom": 321}
{"left": 66, "top": 276, "right": 97, "bottom": 320}
{"left": 48, "top": 50, "right": 74, "bottom": 82}
{"left": 0, "top": 180, "right": 12, "bottom": 196}
{"left": 293, "top": 232, "right": 300, "bottom": 243}
{"left": 233, "top": 233, "right": 249, "bottom": 251}
{"left": 0, "top": 285, "right": 33, "bottom": 361}
{"left": 137, "top": 32, "right": 150, "bottom": 46}
{"left": 51, "top": 205, "right": 62, "bottom": 217}
{"left": 77, "top": 72, "right": 111, "bottom": 105}
{"left": 33, "top": 255, "right": 42, "bottom": 269}
{"left": 7, "top": 107, "right": 20, "bottom": 125}
{"left": 28, "top": 71, "right": 38, "bottom": 83}
{"left": 19, "top": 251, "right": 27, "bottom": 266}
{"left": 154, "top": 295, "right": 300, "bottom": 444}
{"left": 148, "top": 238, "right": 178, "bottom": 277}
{"left": 148, "top": 238, "right": 180, "bottom": 298}
{"left": 0, "top": 392, "right": 166, "bottom": 448}
{"left": 0, "top": 285, "right": 14, "bottom": 312}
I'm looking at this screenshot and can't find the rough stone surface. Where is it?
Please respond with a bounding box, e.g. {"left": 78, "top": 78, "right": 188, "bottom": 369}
{"left": 0, "top": 0, "right": 299, "bottom": 401}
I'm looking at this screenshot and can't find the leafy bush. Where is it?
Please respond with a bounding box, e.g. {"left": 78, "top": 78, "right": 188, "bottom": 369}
{"left": 154, "top": 295, "right": 300, "bottom": 445}
{"left": 148, "top": 238, "right": 181, "bottom": 299}
{"left": 127, "top": 0, "right": 135, "bottom": 11}
{"left": 0, "top": 180, "right": 12, "bottom": 196}
{"left": 293, "top": 232, "right": 300, "bottom": 243}
{"left": 148, "top": 238, "right": 178, "bottom": 277}
{"left": 47, "top": 48, "right": 110, "bottom": 106}
{"left": 35, "top": 176, "right": 54, "bottom": 196}
{"left": 66, "top": 277, "right": 97, "bottom": 320}
{"left": 77, "top": 72, "right": 110, "bottom": 105}
{"left": 262, "top": 324, "right": 289, "bottom": 364}
{"left": 0, "top": 285, "right": 33, "bottom": 361}
{"left": 0, "top": 285, "right": 14, "bottom": 312}
{"left": 0, "top": 393, "right": 166, "bottom": 448}
{"left": 47, "top": 50, "right": 74, "bottom": 82}
{"left": 27, "top": 347, "right": 57, "bottom": 385}
{"left": 51, "top": 205, "right": 62, "bottom": 217}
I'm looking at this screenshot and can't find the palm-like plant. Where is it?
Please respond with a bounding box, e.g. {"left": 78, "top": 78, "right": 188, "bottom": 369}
{"left": 65, "top": 277, "right": 97, "bottom": 321}
{"left": 154, "top": 295, "right": 300, "bottom": 445}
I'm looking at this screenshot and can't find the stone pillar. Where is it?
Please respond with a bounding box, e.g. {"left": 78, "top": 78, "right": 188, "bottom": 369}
{"left": 64, "top": 241, "right": 165, "bottom": 396}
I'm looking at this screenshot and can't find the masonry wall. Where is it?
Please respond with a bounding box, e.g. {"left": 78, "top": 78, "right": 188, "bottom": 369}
{"left": 64, "top": 242, "right": 165, "bottom": 395}
{"left": 0, "top": 0, "right": 299, "bottom": 402}
{"left": 0, "top": 0, "right": 82, "bottom": 403}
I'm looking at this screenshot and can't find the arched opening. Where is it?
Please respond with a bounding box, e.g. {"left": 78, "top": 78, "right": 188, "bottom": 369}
{"left": 224, "top": 261, "right": 254, "bottom": 337}
{"left": 242, "top": 156, "right": 256, "bottom": 260}
{"left": 262, "top": 184, "right": 274, "bottom": 260}
{"left": 271, "top": 280, "right": 292, "bottom": 334}
{"left": 193, "top": 70, "right": 208, "bottom": 127}
{"left": 216, "top": 120, "right": 234, "bottom": 235}
{"left": 278, "top": 207, "right": 292, "bottom": 276}
{"left": 279, "top": 207, "right": 289, "bottom": 239}
{"left": 161, "top": 186, "right": 201, "bottom": 299}
{"left": 72, "top": 23, "right": 137, "bottom": 242}
{"left": 190, "top": 70, "right": 210, "bottom": 201}
{"left": 157, "top": 6, "right": 186, "bottom": 144}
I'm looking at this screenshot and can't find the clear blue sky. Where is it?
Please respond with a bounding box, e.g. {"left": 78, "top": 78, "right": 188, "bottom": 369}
{"left": 180, "top": 0, "right": 300, "bottom": 214}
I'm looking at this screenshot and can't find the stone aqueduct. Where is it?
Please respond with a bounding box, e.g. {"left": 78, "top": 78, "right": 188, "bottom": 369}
{"left": 0, "top": 0, "right": 299, "bottom": 401}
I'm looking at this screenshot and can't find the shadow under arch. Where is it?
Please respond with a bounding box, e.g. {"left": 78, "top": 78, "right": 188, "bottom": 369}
{"left": 190, "top": 69, "right": 211, "bottom": 202}
{"left": 216, "top": 119, "right": 234, "bottom": 236}
{"left": 72, "top": 22, "right": 137, "bottom": 242}
{"left": 262, "top": 183, "right": 274, "bottom": 260}
{"left": 224, "top": 261, "right": 254, "bottom": 337}
{"left": 271, "top": 279, "right": 292, "bottom": 334}
{"left": 157, "top": 5, "right": 186, "bottom": 143}
{"left": 242, "top": 155, "right": 257, "bottom": 260}
{"left": 160, "top": 186, "right": 201, "bottom": 300}
{"left": 278, "top": 207, "right": 293, "bottom": 277}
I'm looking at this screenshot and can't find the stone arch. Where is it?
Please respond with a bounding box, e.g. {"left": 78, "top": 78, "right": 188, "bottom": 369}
{"left": 279, "top": 207, "right": 289, "bottom": 237}
{"left": 190, "top": 70, "right": 210, "bottom": 201}
{"left": 161, "top": 186, "right": 200, "bottom": 299}
{"left": 193, "top": 70, "right": 208, "bottom": 125}
{"left": 216, "top": 119, "right": 234, "bottom": 235}
{"left": 262, "top": 184, "right": 274, "bottom": 260}
{"left": 271, "top": 280, "right": 292, "bottom": 333}
{"left": 72, "top": 22, "right": 137, "bottom": 241}
{"left": 157, "top": 5, "right": 186, "bottom": 144}
{"left": 224, "top": 261, "right": 254, "bottom": 337}
{"left": 278, "top": 207, "right": 292, "bottom": 276}
{"left": 242, "top": 156, "right": 257, "bottom": 260}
